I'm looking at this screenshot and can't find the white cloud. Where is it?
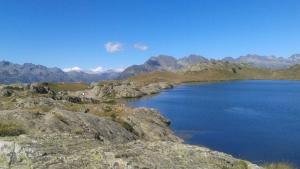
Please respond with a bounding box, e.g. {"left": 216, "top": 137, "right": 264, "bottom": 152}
{"left": 113, "top": 68, "right": 125, "bottom": 72}
{"left": 63, "top": 66, "right": 82, "bottom": 72}
{"left": 63, "top": 66, "right": 124, "bottom": 74}
{"left": 105, "top": 42, "right": 123, "bottom": 53}
{"left": 90, "top": 66, "right": 104, "bottom": 73}
{"left": 133, "top": 43, "right": 149, "bottom": 51}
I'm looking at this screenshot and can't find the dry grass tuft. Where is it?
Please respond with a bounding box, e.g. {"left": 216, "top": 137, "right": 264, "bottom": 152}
{"left": 263, "top": 163, "right": 295, "bottom": 169}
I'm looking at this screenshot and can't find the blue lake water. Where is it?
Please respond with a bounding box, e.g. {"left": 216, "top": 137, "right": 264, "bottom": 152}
{"left": 128, "top": 80, "right": 300, "bottom": 166}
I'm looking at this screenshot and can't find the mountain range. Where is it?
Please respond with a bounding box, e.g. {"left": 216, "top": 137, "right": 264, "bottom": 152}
{"left": 0, "top": 61, "right": 119, "bottom": 84}
{"left": 1, "top": 54, "right": 300, "bottom": 84}
{"left": 223, "top": 54, "right": 300, "bottom": 69}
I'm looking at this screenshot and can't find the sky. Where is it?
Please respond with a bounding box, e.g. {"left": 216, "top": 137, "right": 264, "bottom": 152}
{"left": 0, "top": 0, "right": 300, "bottom": 70}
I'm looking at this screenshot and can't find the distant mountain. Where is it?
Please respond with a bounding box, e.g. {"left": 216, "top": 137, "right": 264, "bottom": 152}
{"left": 0, "top": 61, "right": 119, "bottom": 84}
{"left": 2, "top": 53, "right": 300, "bottom": 84}
{"left": 178, "top": 54, "right": 209, "bottom": 66}
{"left": 119, "top": 54, "right": 207, "bottom": 78}
{"left": 223, "top": 54, "right": 300, "bottom": 69}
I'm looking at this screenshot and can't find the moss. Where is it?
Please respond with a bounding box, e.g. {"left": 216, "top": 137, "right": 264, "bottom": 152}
{"left": 0, "top": 122, "right": 25, "bottom": 137}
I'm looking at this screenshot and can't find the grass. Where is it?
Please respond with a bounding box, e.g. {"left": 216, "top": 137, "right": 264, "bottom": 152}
{"left": 263, "top": 163, "right": 295, "bottom": 169}
{"left": 3, "top": 86, "right": 23, "bottom": 91}
{"left": 47, "top": 83, "right": 90, "bottom": 92}
{"left": 223, "top": 161, "right": 249, "bottom": 169}
{"left": 0, "top": 122, "right": 25, "bottom": 136}
{"left": 53, "top": 113, "right": 69, "bottom": 125}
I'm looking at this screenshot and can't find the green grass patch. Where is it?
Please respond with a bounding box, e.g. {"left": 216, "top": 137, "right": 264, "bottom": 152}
{"left": 48, "top": 83, "right": 90, "bottom": 92}
{"left": 3, "top": 86, "right": 23, "bottom": 91}
{"left": 0, "top": 123, "right": 25, "bottom": 137}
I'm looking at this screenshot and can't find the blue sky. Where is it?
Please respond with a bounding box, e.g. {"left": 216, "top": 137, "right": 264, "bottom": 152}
{"left": 0, "top": 0, "right": 300, "bottom": 70}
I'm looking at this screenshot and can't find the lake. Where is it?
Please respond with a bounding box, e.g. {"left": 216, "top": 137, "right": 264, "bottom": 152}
{"left": 128, "top": 80, "right": 300, "bottom": 166}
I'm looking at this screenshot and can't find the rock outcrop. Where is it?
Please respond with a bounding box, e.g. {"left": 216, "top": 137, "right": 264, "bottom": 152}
{"left": 85, "top": 80, "right": 173, "bottom": 99}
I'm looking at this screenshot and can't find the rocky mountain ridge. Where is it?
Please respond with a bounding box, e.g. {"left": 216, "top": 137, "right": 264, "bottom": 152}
{"left": 120, "top": 54, "right": 300, "bottom": 78}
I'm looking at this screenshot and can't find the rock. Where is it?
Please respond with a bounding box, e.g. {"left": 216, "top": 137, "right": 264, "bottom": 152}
{"left": 65, "top": 96, "right": 82, "bottom": 103}
{"left": 140, "top": 82, "right": 173, "bottom": 95}
{"left": 87, "top": 81, "right": 145, "bottom": 99}
{"left": 86, "top": 81, "right": 173, "bottom": 99}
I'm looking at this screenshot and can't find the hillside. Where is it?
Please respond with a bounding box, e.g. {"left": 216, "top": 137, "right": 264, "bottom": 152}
{"left": 129, "top": 61, "right": 300, "bottom": 84}
{"left": 121, "top": 54, "right": 300, "bottom": 79}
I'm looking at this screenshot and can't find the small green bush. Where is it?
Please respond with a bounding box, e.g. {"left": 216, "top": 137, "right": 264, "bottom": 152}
{"left": 232, "top": 68, "right": 237, "bottom": 74}
{"left": 0, "top": 123, "right": 25, "bottom": 136}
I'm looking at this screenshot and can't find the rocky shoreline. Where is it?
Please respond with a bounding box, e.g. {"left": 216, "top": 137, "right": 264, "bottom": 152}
{"left": 0, "top": 81, "right": 263, "bottom": 169}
